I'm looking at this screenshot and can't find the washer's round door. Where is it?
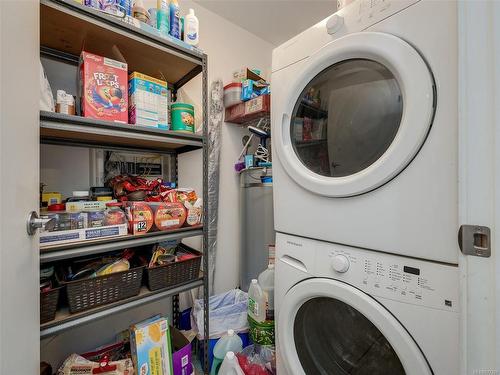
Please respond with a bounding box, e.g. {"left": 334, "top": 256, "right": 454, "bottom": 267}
{"left": 278, "top": 278, "right": 432, "bottom": 375}
{"left": 274, "top": 32, "right": 435, "bottom": 197}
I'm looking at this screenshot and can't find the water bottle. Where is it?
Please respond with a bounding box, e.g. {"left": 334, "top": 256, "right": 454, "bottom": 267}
{"left": 210, "top": 329, "right": 243, "bottom": 375}
{"left": 248, "top": 279, "right": 266, "bottom": 323}
{"left": 258, "top": 264, "right": 275, "bottom": 321}
{"left": 218, "top": 352, "right": 244, "bottom": 375}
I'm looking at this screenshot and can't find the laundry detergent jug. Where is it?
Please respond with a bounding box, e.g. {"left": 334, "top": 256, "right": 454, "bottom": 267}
{"left": 248, "top": 279, "right": 266, "bottom": 323}
{"left": 210, "top": 329, "right": 243, "bottom": 375}
{"left": 258, "top": 264, "right": 275, "bottom": 321}
{"left": 218, "top": 352, "right": 244, "bottom": 375}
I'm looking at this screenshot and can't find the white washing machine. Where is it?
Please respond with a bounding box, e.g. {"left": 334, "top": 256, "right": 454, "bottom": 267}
{"left": 275, "top": 233, "right": 459, "bottom": 375}
{"left": 271, "top": 0, "right": 458, "bottom": 263}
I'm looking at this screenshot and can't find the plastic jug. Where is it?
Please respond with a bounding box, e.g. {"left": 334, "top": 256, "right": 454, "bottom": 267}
{"left": 258, "top": 264, "right": 275, "bottom": 321}
{"left": 248, "top": 279, "right": 266, "bottom": 323}
{"left": 218, "top": 352, "right": 244, "bottom": 375}
{"left": 210, "top": 329, "right": 243, "bottom": 375}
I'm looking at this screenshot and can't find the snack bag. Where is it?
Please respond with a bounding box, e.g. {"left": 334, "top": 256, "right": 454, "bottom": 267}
{"left": 79, "top": 51, "right": 128, "bottom": 123}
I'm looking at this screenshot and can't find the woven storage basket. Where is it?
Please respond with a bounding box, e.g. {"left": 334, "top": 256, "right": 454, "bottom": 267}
{"left": 40, "top": 287, "right": 61, "bottom": 324}
{"left": 146, "top": 244, "right": 202, "bottom": 291}
{"left": 63, "top": 266, "right": 144, "bottom": 314}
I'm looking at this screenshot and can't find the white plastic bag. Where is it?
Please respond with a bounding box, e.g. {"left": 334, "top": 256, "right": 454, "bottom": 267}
{"left": 39, "top": 60, "right": 55, "bottom": 112}
{"left": 192, "top": 289, "right": 249, "bottom": 339}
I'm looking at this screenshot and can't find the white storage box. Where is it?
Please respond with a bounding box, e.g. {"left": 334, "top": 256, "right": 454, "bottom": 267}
{"left": 223, "top": 82, "right": 242, "bottom": 108}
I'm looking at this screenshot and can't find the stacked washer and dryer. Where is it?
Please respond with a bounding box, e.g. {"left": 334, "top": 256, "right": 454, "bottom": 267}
{"left": 271, "top": 1, "right": 459, "bottom": 374}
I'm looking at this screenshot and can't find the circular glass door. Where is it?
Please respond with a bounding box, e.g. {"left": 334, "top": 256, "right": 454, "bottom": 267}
{"left": 273, "top": 32, "right": 435, "bottom": 197}
{"left": 294, "top": 297, "right": 404, "bottom": 374}
{"left": 278, "top": 278, "right": 432, "bottom": 375}
{"left": 291, "top": 59, "right": 403, "bottom": 178}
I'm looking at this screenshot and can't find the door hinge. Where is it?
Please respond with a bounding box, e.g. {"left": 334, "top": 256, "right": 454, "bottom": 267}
{"left": 458, "top": 225, "right": 491, "bottom": 257}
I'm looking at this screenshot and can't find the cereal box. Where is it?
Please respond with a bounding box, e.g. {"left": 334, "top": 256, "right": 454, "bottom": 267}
{"left": 129, "top": 72, "right": 169, "bottom": 129}
{"left": 130, "top": 316, "right": 173, "bottom": 375}
{"left": 79, "top": 51, "right": 129, "bottom": 123}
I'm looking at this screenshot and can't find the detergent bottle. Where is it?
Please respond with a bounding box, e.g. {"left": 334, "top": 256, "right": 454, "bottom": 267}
{"left": 169, "top": 0, "right": 181, "bottom": 39}
{"left": 156, "top": 0, "right": 169, "bottom": 37}
{"left": 210, "top": 329, "right": 243, "bottom": 375}
{"left": 184, "top": 8, "right": 199, "bottom": 46}
{"left": 218, "top": 352, "right": 244, "bottom": 375}
{"left": 258, "top": 264, "right": 275, "bottom": 321}
{"left": 248, "top": 279, "right": 266, "bottom": 323}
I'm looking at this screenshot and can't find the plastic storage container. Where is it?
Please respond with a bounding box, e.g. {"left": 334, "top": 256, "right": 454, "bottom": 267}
{"left": 248, "top": 279, "right": 266, "bottom": 323}
{"left": 258, "top": 264, "right": 275, "bottom": 321}
{"left": 224, "top": 83, "right": 242, "bottom": 108}
{"left": 210, "top": 330, "right": 243, "bottom": 375}
{"left": 218, "top": 352, "right": 244, "bottom": 375}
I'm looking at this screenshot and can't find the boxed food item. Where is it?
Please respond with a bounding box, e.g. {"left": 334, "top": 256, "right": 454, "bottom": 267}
{"left": 171, "top": 327, "right": 192, "bottom": 375}
{"left": 66, "top": 200, "right": 116, "bottom": 213}
{"left": 79, "top": 51, "right": 128, "bottom": 123}
{"left": 41, "top": 192, "right": 62, "bottom": 208}
{"left": 126, "top": 202, "right": 187, "bottom": 235}
{"left": 225, "top": 94, "right": 270, "bottom": 124}
{"left": 40, "top": 223, "right": 128, "bottom": 247}
{"left": 129, "top": 72, "right": 169, "bottom": 129}
{"left": 130, "top": 316, "right": 173, "bottom": 375}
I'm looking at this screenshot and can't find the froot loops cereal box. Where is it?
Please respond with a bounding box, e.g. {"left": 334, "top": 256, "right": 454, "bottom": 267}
{"left": 79, "top": 51, "right": 128, "bottom": 123}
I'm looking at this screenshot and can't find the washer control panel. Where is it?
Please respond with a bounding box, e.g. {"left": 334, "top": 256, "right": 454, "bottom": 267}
{"left": 319, "top": 245, "right": 459, "bottom": 312}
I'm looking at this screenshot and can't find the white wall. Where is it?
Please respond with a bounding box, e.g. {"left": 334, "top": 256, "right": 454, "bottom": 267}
{"left": 171, "top": 0, "right": 274, "bottom": 294}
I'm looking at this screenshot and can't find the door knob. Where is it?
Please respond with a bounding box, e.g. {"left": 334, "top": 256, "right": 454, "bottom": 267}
{"left": 26, "top": 211, "right": 56, "bottom": 235}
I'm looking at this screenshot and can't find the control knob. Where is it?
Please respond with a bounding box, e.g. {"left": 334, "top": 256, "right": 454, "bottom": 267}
{"left": 331, "top": 254, "right": 350, "bottom": 273}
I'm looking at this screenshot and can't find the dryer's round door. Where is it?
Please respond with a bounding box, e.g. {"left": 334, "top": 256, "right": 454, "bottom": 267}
{"left": 278, "top": 278, "right": 432, "bottom": 375}
{"left": 275, "top": 32, "right": 435, "bottom": 197}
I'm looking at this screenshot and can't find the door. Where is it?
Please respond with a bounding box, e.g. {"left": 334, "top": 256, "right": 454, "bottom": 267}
{"left": 274, "top": 32, "right": 435, "bottom": 197}
{"left": 0, "top": 1, "right": 40, "bottom": 374}
{"left": 278, "top": 278, "right": 431, "bottom": 375}
{"left": 458, "top": 2, "right": 499, "bottom": 373}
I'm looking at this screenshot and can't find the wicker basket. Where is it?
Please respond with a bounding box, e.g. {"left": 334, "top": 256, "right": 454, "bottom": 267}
{"left": 146, "top": 245, "right": 202, "bottom": 291}
{"left": 40, "top": 287, "right": 61, "bottom": 324}
{"left": 63, "top": 266, "right": 144, "bottom": 314}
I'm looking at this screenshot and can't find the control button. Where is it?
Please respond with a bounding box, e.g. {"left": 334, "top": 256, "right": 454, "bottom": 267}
{"left": 326, "top": 14, "right": 344, "bottom": 35}
{"left": 331, "top": 255, "right": 350, "bottom": 273}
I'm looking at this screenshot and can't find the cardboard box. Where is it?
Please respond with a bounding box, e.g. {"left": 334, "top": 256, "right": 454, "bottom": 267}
{"left": 39, "top": 223, "right": 128, "bottom": 247}
{"left": 41, "top": 192, "right": 61, "bottom": 208}
{"left": 233, "top": 68, "right": 265, "bottom": 83}
{"left": 65, "top": 200, "right": 116, "bottom": 213}
{"left": 79, "top": 51, "right": 128, "bottom": 123}
{"left": 171, "top": 327, "right": 192, "bottom": 375}
{"left": 129, "top": 72, "right": 169, "bottom": 129}
{"left": 130, "top": 316, "right": 173, "bottom": 375}
{"left": 225, "top": 94, "right": 270, "bottom": 124}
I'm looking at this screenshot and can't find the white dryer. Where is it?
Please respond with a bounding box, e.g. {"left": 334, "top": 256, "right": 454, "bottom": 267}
{"left": 275, "top": 233, "right": 459, "bottom": 375}
{"left": 271, "top": 0, "right": 458, "bottom": 263}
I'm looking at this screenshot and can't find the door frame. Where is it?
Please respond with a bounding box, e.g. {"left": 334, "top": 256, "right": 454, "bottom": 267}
{"left": 458, "top": 2, "right": 500, "bottom": 373}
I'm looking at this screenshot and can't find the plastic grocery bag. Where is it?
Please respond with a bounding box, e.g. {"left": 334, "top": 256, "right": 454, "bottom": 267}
{"left": 192, "top": 289, "right": 249, "bottom": 339}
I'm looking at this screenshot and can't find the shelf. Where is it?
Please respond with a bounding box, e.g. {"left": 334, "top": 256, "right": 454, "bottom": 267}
{"left": 299, "top": 100, "right": 328, "bottom": 118}
{"left": 294, "top": 139, "right": 328, "bottom": 148}
{"left": 40, "top": 226, "right": 204, "bottom": 263}
{"left": 40, "top": 111, "right": 204, "bottom": 153}
{"left": 40, "top": 278, "right": 204, "bottom": 338}
{"left": 40, "top": 0, "right": 205, "bottom": 88}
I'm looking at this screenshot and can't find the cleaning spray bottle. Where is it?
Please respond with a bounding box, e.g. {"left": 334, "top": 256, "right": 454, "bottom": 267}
{"left": 169, "top": 0, "right": 180, "bottom": 39}
{"left": 157, "top": 0, "right": 169, "bottom": 37}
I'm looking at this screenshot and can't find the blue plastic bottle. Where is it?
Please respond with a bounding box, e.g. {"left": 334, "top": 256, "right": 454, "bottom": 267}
{"left": 169, "top": 0, "right": 180, "bottom": 39}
